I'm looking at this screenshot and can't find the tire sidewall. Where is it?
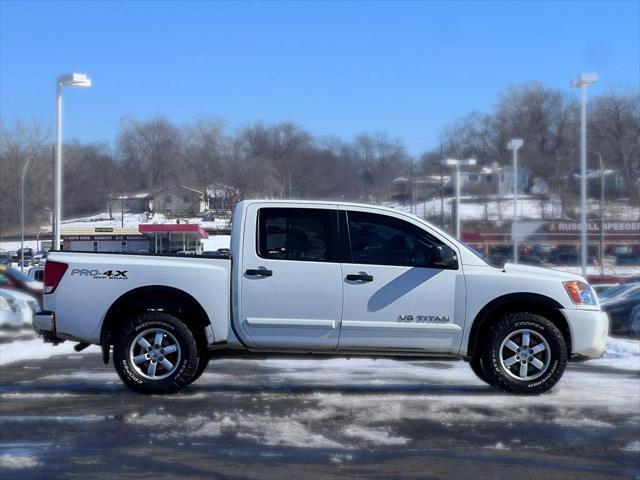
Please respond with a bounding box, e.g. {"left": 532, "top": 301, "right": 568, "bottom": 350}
{"left": 483, "top": 313, "right": 567, "bottom": 394}
{"left": 113, "top": 312, "right": 198, "bottom": 393}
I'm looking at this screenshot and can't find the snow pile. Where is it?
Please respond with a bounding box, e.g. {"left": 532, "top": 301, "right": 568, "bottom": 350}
{"left": 586, "top": 337, "right": 640, "bottom": 371}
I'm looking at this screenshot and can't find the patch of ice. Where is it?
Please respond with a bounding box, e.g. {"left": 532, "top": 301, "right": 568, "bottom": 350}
{"left": 622, "top": 440, "right": 640, "bottom": 452}
{"left": 343, "top": 425, "right": 409, "bottom": 446}
{"left": 0, "top": 454, "right": 40, "bottom": 469}
{"left": 126, "top": 413, "right": 176, "bottom": 427}
{"left": 485, "top": 442, "right": 510, "bottom": 450}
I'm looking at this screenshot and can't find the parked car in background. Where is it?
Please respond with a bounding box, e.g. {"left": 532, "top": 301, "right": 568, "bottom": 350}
{"left": 0, "top": 252, "right": 12, "bottom": 266}
{"left": 0, "top": 265, "right": 44, "bottom": 304}
{"left": 592, "top": 283, "right": 622, "bottom": 295}
{"left": 28, "top": 265, "right": 45, "bottom": 282}
{"left": 600, "top": 282, "right": 640, "bottom": 337}
{"left": 616, "top": 252, "right": 640, "bottom": 266}
{"left": 0, "top": 288, "right": 39, "bottom": 327}
{"left": 9, "top": 251, "right": 19, "bottom": 263}
{"left": 0, "top": 289, "right": 23, "bottom": 329}
{"left": 19, "top": 255, "right": 33, "bottom": 268}
{"left": 32, "top": 251, "right": 48, "bottom": 266}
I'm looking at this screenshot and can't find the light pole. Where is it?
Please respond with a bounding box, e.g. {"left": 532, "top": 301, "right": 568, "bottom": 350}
{"left": 507, "top": 139, "right": 524, "bottom": 263}
{"left": 54, "top": 73, "right": 92, "bottom": 250}
{"left": 20, "top": 156, "right": 33, "bottom": 272}
{"left": 571, "top": 73, "right": 598, "bottom": 276}
{"left": 597, "top": 152, "right": 605, "bottom": 275}
{"left": 442, "top": 158, "right": 476, "bottom": 239}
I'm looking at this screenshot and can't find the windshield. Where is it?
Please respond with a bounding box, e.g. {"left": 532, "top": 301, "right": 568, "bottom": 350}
{"left": 7, "top": 266, "right": 31, "bottom": 283}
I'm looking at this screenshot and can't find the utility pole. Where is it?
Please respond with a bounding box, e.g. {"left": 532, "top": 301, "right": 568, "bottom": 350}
{"left": 440, "top": 144, "right": 444, "bottom": 228}
{"left": 20, "top": 156, "right": 33, "bottom": 272}
{"left": 507, "top": 139, "right": 524, "bottom": 263}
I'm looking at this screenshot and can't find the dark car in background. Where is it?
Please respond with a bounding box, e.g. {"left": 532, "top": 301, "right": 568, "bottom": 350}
{"left": 600, "top": 282, "right": 640, "bottom": 338}
{"left": 0, "top": 252, "right": 12, "bottom": 266}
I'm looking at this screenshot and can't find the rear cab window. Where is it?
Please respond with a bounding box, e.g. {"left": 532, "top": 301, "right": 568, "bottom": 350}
{"left": 257, "top": 208, "right": 339, "bottom": 262}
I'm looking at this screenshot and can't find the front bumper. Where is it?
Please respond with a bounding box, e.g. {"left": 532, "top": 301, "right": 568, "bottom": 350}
{"left": 561, "top": 308, "right": 609, "bottom": 358}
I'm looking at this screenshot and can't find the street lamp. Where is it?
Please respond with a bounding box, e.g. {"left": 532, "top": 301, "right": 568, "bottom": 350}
{"left": 53, "top": 73, "right": 91, "bottom": 250}
{"left": 442, "top": 158, "right": 476, "bottom": 239}
{"left": 597, "top": 152, "right": 605, "bottom": 275}
{"left": 20, "top": 156, "right": 33, "bottom": 272}
{"left": 571, "top": 73, "right": 598, "bottom": 276}
{"left": 507, "top": 139, "right": 524, "bottom": 263}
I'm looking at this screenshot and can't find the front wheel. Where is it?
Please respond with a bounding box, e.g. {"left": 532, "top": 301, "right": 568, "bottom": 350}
{"left": 481, "top": 312, "right": 567, "bottom": 394}
{"left": 113, "top": 312, "right": 199, "bottom": 394}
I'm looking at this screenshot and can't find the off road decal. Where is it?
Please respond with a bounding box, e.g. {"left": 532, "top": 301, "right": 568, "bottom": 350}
{"left": 70, "top": 268, "right": 128, "bottom": 280}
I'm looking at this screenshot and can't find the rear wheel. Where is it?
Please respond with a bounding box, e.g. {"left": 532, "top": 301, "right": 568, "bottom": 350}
{"left": 481, "top": 312, "right": 567, "bottom": 394}
{"left": 113, "top": 312, "right": 199, "bottom": 394}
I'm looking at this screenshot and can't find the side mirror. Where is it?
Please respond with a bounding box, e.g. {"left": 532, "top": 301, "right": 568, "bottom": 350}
{"left": 432, "top": 245, "right": 458, "bottom": 269}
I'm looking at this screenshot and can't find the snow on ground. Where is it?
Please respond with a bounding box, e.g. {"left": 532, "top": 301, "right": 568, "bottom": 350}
{"left": 201, "top": 235, "right": 231, "bottom": 251}
{"left": 0, "top": 240, "right": 40, "bottom": 252}
{"left": 0, "top": 454, "right": 40, "bottom": 469}
{"left": 59, "top": 211, "right": 229, "bottom": 230}
{"left": 1, "top": 336, "right": 637, "bottom": 370}
{"left": 0, "top": 338, "right": 100, "bottom": 366}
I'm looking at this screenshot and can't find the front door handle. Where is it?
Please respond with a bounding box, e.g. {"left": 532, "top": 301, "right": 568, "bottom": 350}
{"left": 245, "top": 268, "right": 273, "bottom": 277}
{"left": 346, "top": 273, "right": 373, "bottom": 282}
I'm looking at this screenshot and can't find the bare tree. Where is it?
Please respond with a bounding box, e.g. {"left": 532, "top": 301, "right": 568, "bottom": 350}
{"left": 117, "top": 117, "right": 182, "bottom": 193}
{"left": 590, "top": 87, "right": 640, "bottom": 203}
{"left": 0, "top": 120, "right": 52, "bottom": 236}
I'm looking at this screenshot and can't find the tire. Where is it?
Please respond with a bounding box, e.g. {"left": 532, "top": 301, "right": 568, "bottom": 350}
{"left": 113, "top": 312, "right": 199, "bottom": 394}
{"left": 481, "top": 312, "right": 567, "bottom": 394}
{"left": 469, "top": 356, "right": 488, "bottom": 383}
{"left": 188, "top": 350, "right": 210, "bottom": 385}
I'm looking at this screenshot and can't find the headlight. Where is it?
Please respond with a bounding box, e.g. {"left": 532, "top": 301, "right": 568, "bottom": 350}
{"left": 563, "top": 281, "right": 597, "bottom": 305}
{"left": 0, "top": 298, "right": 8, "bottom": 310}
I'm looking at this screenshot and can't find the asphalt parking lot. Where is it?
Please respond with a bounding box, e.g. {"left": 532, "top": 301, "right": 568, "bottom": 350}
{"left": 1, "top": 338, "right": 639, "bottom": 480}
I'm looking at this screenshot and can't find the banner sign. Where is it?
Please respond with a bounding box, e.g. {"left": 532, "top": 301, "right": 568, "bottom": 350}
{"left": 545, "top": 221, "right": 640, "bottom": 234}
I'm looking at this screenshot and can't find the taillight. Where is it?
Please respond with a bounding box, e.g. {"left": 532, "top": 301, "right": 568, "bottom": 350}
{"left": 44, "top": 261, "right": 68, "bottom": 294}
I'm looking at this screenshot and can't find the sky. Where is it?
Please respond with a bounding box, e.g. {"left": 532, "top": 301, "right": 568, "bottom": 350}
{"left": 0, "top": 0, "right": 638, "bottom": 155}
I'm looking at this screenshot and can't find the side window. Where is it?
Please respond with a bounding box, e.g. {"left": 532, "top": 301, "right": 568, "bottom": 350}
{"left": 257, "top": 208, "right": 338, "bottom": 262}
{"left": 347, "top": 211, "right": 443, "bottom": 268}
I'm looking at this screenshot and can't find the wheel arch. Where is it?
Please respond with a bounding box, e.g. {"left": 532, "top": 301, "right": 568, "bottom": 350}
{"left": 467, "top": 293, "right": 572, "bottom": 359}
{"left": 100, "top": 285, "right": 211, "bottom": 359}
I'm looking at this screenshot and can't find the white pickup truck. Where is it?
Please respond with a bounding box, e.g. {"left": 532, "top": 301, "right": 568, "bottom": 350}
{"left": 34, "top": 200, "right": 608, "bottom": 394}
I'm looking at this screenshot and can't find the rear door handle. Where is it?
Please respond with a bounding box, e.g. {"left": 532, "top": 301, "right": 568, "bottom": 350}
{"left": 346, "top": 273, "right": 373, "bottom": 282}
{"left": 245, "top": 268, "right": 273, "bottom": 277}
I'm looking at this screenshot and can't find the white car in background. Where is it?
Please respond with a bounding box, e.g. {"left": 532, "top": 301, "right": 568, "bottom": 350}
{"left": 28, "top": 265, "right": 45, "bottom": 283}
{"left": 0, "top": 288, "right": 39, "bottom": 328}
{"left": 0, "top": 291, "right": 22, "bottom": 329}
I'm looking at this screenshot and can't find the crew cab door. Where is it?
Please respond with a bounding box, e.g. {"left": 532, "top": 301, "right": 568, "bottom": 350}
{"left": 338, "top": 208, "right": 466, "bottom": 353}
{"left": 238, "top": 204, "right": 343, "bottom": 349}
